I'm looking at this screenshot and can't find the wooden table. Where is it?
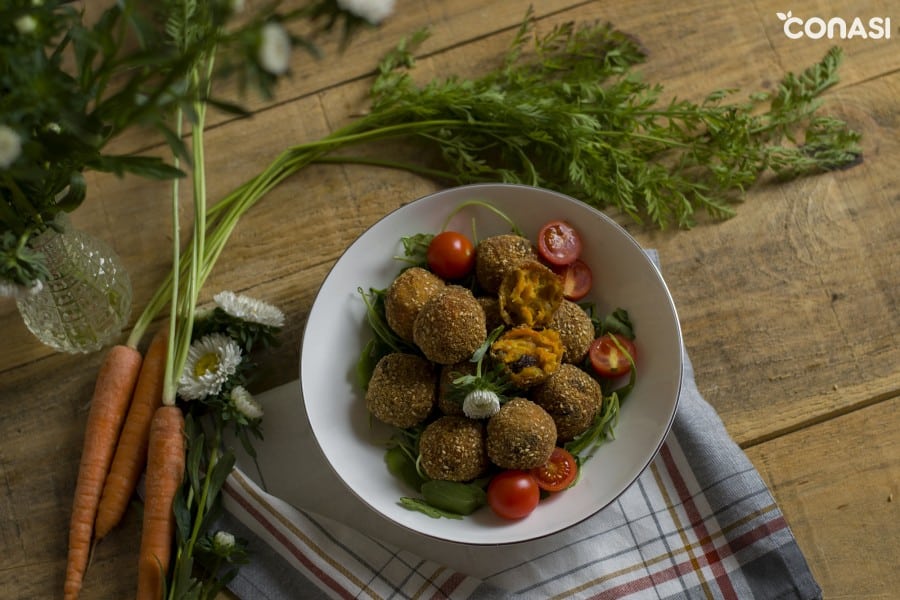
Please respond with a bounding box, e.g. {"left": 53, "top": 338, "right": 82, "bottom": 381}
{"left": 2, "top": 1, "right": 897, "bottom": 598}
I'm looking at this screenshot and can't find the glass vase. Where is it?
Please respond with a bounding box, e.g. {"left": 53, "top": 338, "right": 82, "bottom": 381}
{"left": 16, "top": 213, "right": 132, "bottom": 353}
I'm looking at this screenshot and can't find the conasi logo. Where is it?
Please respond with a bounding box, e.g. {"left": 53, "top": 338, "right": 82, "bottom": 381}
{"left": 777, "top": 11, "right": 892, "bottom": 39}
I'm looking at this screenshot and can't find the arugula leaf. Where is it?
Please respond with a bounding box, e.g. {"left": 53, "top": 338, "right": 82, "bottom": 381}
{"left": 601, "top": 308, "right": 635, "bottom": 339}
{"left": 399, "top": 497, "right": 464, "bottom": 519}
{"left": 397, "top": 233, "right": 433, "bottom": 267}
{"left": 421, "top": 480, "right": 487, "bottom": 515}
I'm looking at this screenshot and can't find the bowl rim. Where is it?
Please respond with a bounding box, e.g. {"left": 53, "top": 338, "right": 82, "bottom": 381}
{"left": 298, "top": 182, "right": 684, "bottom": 545}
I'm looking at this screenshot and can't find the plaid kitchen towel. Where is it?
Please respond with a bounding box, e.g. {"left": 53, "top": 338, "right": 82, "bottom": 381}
{"left": 219, "top": 254, "right": 822, "bottom": 600}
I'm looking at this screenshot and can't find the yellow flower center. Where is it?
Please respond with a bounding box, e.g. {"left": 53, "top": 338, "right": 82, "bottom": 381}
{"left": 194, "top": 352, "right": 220, "bottom": 377}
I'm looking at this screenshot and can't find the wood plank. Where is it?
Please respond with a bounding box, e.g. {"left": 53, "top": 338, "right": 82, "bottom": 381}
{"left": 745, "top": 396, "right": 900, "bottom": 598}
{"left": 644, "top": 72, "right": 900, "bottom": 445}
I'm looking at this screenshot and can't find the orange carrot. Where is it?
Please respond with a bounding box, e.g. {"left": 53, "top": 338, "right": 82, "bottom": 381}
{"left": 64, "top": 344, "right": 143, "bottom": 600}
{"left": 95, "top": 327, "right": 168, "bottom": 540}
{"left": 136, "top": 405, "right": 186, "bottom": 600}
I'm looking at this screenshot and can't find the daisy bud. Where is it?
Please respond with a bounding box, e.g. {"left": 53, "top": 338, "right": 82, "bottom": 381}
{"left": 213, "top": 530, "right": 236, "bottom": 552}
{"left": 230, "top": 385, "right": 264, "bottom": 420}
{"left": 463, "top": 389, "right": 501, "bottom": 419}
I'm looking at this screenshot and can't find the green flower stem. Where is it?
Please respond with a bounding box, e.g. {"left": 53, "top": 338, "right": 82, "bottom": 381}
{"left": 160, "top": 49, "right": 215, "bottom": 405}
{"left": 169, "top": 420, "right": 222, "bottom": 600}
{"left": 160, "top": 107, "right": 185, "bottom": 402}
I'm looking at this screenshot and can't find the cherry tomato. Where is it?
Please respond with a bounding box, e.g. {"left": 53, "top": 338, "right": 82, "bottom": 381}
{"left": 589, "top": 334, "right": 637, "bottom": 378}
{"left": 427, "top": 231, "right": 475, "bottom": 280}
{"left": 486, "top": 470, "right": 540, "bottom": 520}
{"left": 554, "top": 259, "right": 593, "bottom": 301}
{"left": 537, "top": 220, "right": 582, "bottom": 266}
{"left": 530, "top": 447, "right": 578, "bottom": 492}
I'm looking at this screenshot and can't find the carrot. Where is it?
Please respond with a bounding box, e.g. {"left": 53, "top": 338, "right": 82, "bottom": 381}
{"left": 136, "top": 405, "right": 186, "bottom": 600}
{"left": 64, "top": 344, "right": 143, "bottom": 600}
{"left": 94, "top": 326, "right": 168, "bottom": 540}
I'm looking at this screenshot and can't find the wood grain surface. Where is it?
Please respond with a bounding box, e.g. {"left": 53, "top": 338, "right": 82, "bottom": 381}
{"left": 1, "top": 1, "right": 897, "bottom": 598}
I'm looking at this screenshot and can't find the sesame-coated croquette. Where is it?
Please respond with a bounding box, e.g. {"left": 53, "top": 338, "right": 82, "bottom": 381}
{"left": 486, "top": 398, "right": 557, "bottom": 469}
{"left": 532, "top": 363, "right": 603, "bottom": 441}
{"left": 384, "top": 267, "right": 446, "bottom": 343}
{"left": 475, "top": 234, "right": 536, "bottom": 294}
{"left": 477, "top": 296, "right": 504, "bottom": 333}
{"left": 548, "top": 300, "right": 596, "bottom": 364}
{"left": 413, "top": 285, "right": 487, "bottom": 365}
{"left": 365, "top": 353, "right": 436, "bottom": 428}
{"left": 419, "top": 416, "right": 488, "bottom": 481}
{"left": 437, "top": 362, "right": 474, "bottom": 416}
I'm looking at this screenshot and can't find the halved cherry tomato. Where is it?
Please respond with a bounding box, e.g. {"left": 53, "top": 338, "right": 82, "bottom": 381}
{"left": 486, "top": 470, "right": 540, "bottom": 520}
{"left": 537, "top": 220, "right": 582, "bottom": 266}
{"left": 530, "top": 447, "right": 578, "bottom": 492}
{"left": 589, "top": 334, "right": 637, "bottom": 378}
{"left": 554, "top": 259, "right": 593, "bottom": 301}
{"left": 427, "top": 231, "right": 475, "bottom": 280}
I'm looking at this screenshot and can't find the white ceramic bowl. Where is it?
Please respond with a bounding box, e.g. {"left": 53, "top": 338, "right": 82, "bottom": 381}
{"left": 300, "top": 183, "right": 682, "bottom": 545}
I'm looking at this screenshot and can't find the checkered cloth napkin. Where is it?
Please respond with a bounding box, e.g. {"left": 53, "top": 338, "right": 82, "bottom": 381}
{"left": 218, "top": 255, "right": 822, "bottom": 600}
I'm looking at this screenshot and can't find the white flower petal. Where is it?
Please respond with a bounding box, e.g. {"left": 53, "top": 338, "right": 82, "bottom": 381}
{"left": 213, "top": 530, "right": 235, "bottom": 551}
{"left": 0, "top": 278, "right": 41, "bottom": 299}
{"left": 15, "top": 15, "right": 37, "bottom": 34}
{"left": 337, "top": 0, "right": 394, "bottom": 24}
{"left": 230, "top": 385, "right": 263, "bottom": 420}
{"left": 258, "top": 22, "right": 291, "bottom": 76}
{"left": 214, "top": 290, "right": 284, "bottom": 328}
{"left": 0, "top": 281, "right": 22, "bottom": 299}
{"left": 462, "top": 389, "right": 501, "bottom": 419}
{"left": 178, "top": 333, "right": 243, "bottom": 400}
{"left": 0, "top": 125, "right": 23, "bottom": 169}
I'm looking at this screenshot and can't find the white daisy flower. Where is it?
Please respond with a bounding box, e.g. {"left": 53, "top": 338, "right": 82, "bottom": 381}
{"left": 213, "top": 530, "right": 236, "bottom": 552}
{"left": 0, "top": 280, "right": 22, "bottom": 299}
{"left": 0, "top": 278, "right": 42, "bottom": 299}
{"left": 0, "top": 125, "right": 22, "bottom": 169}
{"left": 15, "top": 15, "right": 37, "bottom": 34}
{"left": 337, "top": 0, "right": 394, "bottom": 24}
{"left": 230, "top": 385, "right": 263, "bottom": 420}
{"left": 214, "top": 290, "right": 284, "bottom": 328}
{"left": 178, "top": 333, "right": 242, "bottom": 400}
{"left": 257, "top": 22, "right": 291, "bottom": 76}
{"left": 462, "top": 389, "right": 501, "bottom": 419}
